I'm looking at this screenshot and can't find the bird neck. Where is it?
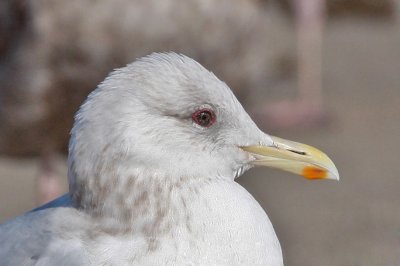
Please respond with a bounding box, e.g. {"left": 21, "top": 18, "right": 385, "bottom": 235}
{"left": 70, "top": 170, "right": 224, "bottom": 240}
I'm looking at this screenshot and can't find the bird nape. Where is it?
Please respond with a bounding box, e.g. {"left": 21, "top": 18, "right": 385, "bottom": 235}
{"left": 0, "top": 52, "right": 339, "bottom": 265}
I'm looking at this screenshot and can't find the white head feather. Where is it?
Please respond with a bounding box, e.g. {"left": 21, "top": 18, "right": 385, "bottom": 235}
{"left": 67, "top": 53, "right": 273, "bottom": 227}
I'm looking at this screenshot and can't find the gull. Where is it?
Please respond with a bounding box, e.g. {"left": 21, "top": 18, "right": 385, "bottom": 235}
{"left": 0, "top": 52, "right": 339, "bottom": 265}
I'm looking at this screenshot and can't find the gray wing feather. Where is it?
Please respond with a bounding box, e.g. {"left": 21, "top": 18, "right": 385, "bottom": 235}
{"left": 0, "top": 195, "right": 88, "bottom": 266}
{"left": 31, "top": 193, "right": 73, "bottom": 212}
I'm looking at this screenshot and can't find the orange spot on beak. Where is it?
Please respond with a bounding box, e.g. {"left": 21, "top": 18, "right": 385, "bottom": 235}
{"left": 303, "top": 166, "right": 327, "bottom": 179}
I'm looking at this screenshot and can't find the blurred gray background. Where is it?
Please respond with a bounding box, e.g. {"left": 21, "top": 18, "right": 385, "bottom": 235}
{"left": 1, "top": 0, "right": 400, "bottom": 265}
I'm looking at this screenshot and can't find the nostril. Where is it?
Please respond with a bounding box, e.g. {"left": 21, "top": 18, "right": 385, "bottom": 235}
{"left": 288, "top": 149, "right": 307, "bottom": 156}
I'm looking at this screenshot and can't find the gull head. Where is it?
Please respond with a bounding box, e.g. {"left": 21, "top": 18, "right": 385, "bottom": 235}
{"left": 68, "top": 52, "right": 338, "bottom": 209}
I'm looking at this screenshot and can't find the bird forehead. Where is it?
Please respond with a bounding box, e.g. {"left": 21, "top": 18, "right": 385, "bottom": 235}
{"left": 130, "top": 54, "right": 227, "bottom": 93}
{"left": 127, "top": 70, "right": 235, "bottom": 115}
{"left": 93, "top": 53, "right": 247, "bottom": 130}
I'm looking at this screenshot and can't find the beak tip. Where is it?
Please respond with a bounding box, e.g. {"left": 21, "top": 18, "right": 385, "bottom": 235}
{"left": 328, "top": 176, "right": 340, "bottom": 181}
{"left": 327, "top": 169, "right": 340, "bottom": 181}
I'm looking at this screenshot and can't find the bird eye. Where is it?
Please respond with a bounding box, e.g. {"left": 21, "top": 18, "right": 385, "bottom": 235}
{"left": 192, "top": 108, "right": 216, "bottom": 127}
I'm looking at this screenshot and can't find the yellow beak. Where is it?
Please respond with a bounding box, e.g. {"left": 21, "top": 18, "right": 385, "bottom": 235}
{"left": 241, "top": 136, "right": 339, "bottom": 180}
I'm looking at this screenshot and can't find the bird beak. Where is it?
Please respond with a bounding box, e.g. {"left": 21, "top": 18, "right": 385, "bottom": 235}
{"left": 241, "top": 136, "right": 339, "bottom": 180}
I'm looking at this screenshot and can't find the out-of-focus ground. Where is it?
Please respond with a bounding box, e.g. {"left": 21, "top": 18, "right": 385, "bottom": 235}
{"left": 1, "top": 7, "right": 400, "bottom": 266}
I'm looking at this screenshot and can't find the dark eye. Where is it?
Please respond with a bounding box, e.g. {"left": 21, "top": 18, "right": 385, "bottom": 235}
{"left": 192, "top": 108, "right": 216, "bottom": 127}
